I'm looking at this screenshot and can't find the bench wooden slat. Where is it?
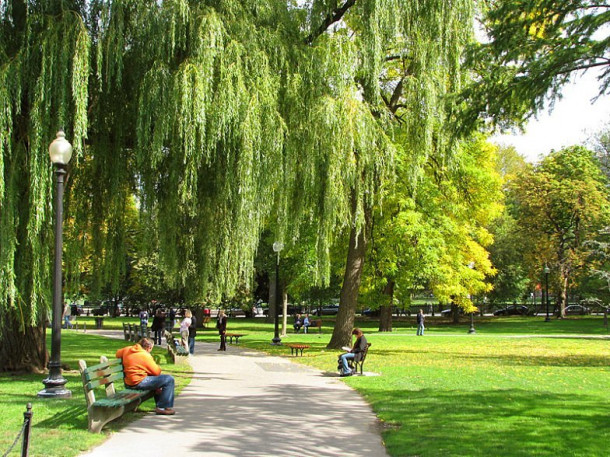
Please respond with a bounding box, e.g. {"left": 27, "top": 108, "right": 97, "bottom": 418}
{"left": 82, "top": 363, "right": 124, "bottom": 382}
{"left": 85, "top": 358, "right": 122, "bottom": 373}
{"left": 85, "top": 371, "right": 124, "bottom": 391}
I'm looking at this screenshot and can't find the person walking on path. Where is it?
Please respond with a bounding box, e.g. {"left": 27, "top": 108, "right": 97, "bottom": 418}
{"left": 338, "top": 328, "right": 368, "bottom": 377}
{"left": 151, "top": 309, "right": 166, "bottom": 345}
{"left": 179, "top": 310, "right": 192, "bottom": 349}
{"left": 188, "top": 312, "right": 197, "bottom": 355}
{"left": 168, "top": 307, "right": 176, "bottom": 330}
{"left": 63, "top": 303, "right": 72, "bottom": 329}
{"left": 416, "top": 309, "right": 425, "bottom": 336}
{"left": 217, "top": 310, "right": 227, "bottom": 351}
{"left": 115, "top": 337, "right": 176, "bottom": 415}
{"left": 139, "top": 308, "right": 149, "bottom": 328}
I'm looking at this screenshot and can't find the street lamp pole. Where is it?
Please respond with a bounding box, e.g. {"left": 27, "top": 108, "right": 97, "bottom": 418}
{"left": 39, "top": 131, "right": 73, "bottom": 399}
{"left": 468, "top": 311, "right": 476, "bottom": 334}
{"left": 271, "top": 242, "right": 283, "bottom": 345}
{"left": 544, "top": 265, "right": 551, "bottom": 322}
{"left": 467, "top": 263, "right": 476, "bottom": 334}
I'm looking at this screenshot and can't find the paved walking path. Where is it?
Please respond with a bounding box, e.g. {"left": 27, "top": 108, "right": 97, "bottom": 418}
{"left": 80, "top": 331, "right": 388, "bottom": 457}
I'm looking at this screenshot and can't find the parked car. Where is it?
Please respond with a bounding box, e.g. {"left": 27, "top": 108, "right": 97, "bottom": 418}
{"left": 493, "top": 305, "right": 529, "bottom": 316}
{"left": 564, "top": 305, "right": 591, "bottom": 315}
{"left": 312, "top": 304, "right": 340, "bottom": 315}
{"left": 362, "top": 308, "right": 380, "bottom": 317}
{"left": 441, "top": 307, "right": 465, "bottom": 317}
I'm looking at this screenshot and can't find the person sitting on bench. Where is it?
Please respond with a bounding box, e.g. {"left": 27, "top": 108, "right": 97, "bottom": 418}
{"left": 302, "top": 314, "right": 311, "bottom": 333}
{"left": 338, "top": 328, "right": 368, "bottom": 377}
{"left": 115, "top": 338, "right": 176, "bottom": 415}
{"left": 293, "top": 314, "right": 303, "bottom": 333}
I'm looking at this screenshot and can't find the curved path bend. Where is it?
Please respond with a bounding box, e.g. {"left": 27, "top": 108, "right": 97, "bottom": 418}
{"left": 81, "top": 333, "right": 388, "bottom": 457}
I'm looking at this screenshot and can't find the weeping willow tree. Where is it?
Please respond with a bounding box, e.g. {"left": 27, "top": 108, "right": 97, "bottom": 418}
{"left": 1, "top": 0, "right": 476, "bottom": 370}
{"left": 0, "top": 1, "right": 89, "bottom": 371}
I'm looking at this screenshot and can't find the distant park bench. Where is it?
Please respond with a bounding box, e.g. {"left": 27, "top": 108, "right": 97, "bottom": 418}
{"left": 226, "top": 333, "right": 245, "bottom": 344}
{"left": 78, "top": 356, "right": 153, "bottom": 433}
{"left": 126, "top": 323, "right": 150, "bottom": 342}
{"left": 164, "top": 330, "right": 189, "bottom": 363}
{"left": 287, "top": 344, "right": 310, "bottom": 356}
{"left": 201, "top": 316, "right": 212, "bottom": 328}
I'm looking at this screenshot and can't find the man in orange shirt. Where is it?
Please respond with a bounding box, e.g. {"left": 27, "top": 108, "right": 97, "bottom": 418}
{"left": 116, "top": 338, "right": 176, "bottom": 415}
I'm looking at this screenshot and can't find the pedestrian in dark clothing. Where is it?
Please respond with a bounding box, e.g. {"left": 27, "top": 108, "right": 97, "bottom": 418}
{"left": 188, "top": 314, "right": 197, "bottom": 355}
{"left": 416, "top": 309, "right": 425, "bottom": 336}
{"left": 151, "top": 309, "right": 166, "bottom": 345}
{"left": 217, "top": 310, "right": 227, "bottom": 351}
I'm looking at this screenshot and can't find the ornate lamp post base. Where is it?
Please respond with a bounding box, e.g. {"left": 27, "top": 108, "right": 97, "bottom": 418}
{"left": 38, "top": 385, "right": 72, "bottom": 399}
{"left": 38, "top": 370, "right": 71, "bottom": 398}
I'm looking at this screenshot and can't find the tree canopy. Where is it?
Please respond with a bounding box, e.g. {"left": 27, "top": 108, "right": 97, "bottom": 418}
{"left": 1, "top": 0, "right": 480, "bottom": 367}
{"left": 461, "top": 0, "right": 610, "bottom": 131}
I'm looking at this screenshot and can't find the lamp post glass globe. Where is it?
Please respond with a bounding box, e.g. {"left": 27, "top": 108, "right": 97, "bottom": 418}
{"left": 39, "top": 131, "right": 72, "bottom": 399}
{"left": 48, "top": 130, "right": 73, "bottom": 165}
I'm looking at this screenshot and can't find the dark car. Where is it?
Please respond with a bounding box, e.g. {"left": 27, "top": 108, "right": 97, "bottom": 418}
{"left": 441, "top": 307, "right": 465, "bottom": 317}
{"left": 362, "top": 308, "right": 380, "bottom": 317}
{"left": 312, "top": 304, "right": 340, "bottom": 316}
{"left": 564, "top": 305, "right": 591, "bottom": 315}
{"left": 493, "top": 305, "right": 529, "bottom": 316}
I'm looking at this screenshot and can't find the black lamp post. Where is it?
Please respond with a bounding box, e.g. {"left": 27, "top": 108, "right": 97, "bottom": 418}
{"left": 38, "top": 131, "right": 72, "bottom": 399}
{"left": 544, "top": 265, "right": 551, "bottom": 322}
{"left": 467, "top": 263, "right": 476, "bottom": 334}
{"left": 468, "top": 311, "right": 476, "bottom": 334}
{"left": 271, "top": 241, "right": 283, "bottom": 345}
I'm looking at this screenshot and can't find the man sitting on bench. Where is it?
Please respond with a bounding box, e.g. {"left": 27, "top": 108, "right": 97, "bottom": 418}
{"left": 115, "top": 338, "right": 176, "bottom": 415}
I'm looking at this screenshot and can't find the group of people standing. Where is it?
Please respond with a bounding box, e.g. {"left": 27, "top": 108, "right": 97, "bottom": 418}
{"left": 138, "top": 307, "right": 228, "bottom": 355}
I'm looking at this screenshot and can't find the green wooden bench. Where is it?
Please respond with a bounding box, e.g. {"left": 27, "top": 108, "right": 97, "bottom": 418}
{"left": 78, "top": 356, "right": 154, "bottom": 433}
{"left": 122, "top": 323, "right": 130, "bottom": 341}
{"left": 164, "top": 330, "right": 189, "bottom": 363}
{"left": 128, "top": 323, "right": 150, "bottom": 342}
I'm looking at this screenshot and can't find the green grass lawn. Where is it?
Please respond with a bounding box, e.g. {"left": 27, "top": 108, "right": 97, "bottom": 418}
{"left": 0, "top": 332, "right": 192, "bottom": 457}
{"left": 2, "top": 315, "right": 609, "bottom": 456}
{"left": 196, "top": 315, "right": 610, "bottom": 457}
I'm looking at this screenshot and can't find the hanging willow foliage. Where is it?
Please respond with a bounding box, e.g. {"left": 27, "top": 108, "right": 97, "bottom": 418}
{"left": 0, "top": 7, "right": 89, "bottom": 338}
{"left": 1, "top": 0, "right": 475, "bottom": 361}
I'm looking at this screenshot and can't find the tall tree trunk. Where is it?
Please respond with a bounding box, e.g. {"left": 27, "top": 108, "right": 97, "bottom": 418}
{"left": 379, "top": 279, "right": 394, "bottom": 332}
{"left": 327, "top": 211, "right": 369, "bottom": 349}
{"left": 0, "top": 310, "right": 48, "bottom": 373}
{"left": 452, "top": 301, "right": 460, "bottom": 324}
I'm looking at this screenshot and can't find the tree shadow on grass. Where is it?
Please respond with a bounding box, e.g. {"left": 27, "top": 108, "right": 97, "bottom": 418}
{"left": 371, "top": 347, "right": 610, "bottom": 368}
{"left": 371, "top": 388, "right": 610, "bottom": 457}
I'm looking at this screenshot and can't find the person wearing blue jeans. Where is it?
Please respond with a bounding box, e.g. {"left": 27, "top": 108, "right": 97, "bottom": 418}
{"left": 188, "top": 314, "right": 197, "bottom": 355}
{"left": 338, "top": 328, "right": 368, "bottom": 377}
{"left": 416, "top": 309, "right": 425, "bottom": 336}
{"left": 116, "top": 338, "right": 176, "bottom": 415}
